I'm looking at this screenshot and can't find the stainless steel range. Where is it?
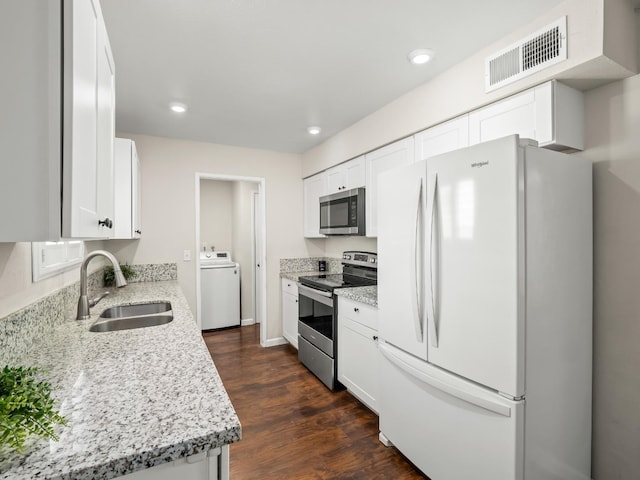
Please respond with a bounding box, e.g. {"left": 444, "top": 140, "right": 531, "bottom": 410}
{"left": 297, "top": 251, "right": 377, "bottom": 390}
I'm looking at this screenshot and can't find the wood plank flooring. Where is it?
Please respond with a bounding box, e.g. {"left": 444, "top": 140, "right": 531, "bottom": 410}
{"left": 203, "top": 325, "right": 429, "bottom": 480}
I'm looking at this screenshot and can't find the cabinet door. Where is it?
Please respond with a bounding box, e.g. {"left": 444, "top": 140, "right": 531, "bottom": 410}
{"left": 468, "top": 80, "right": 583, "bottom": 151}
{"left": 281, "top": 280, "right": 299, "bottom": 348}
{"left": 62, "top": 0, "right": 114, "bottom": 238}
{"left": 365, "top": 137, "right": 414, "bottom": 238}
{"left": 468, "top": 88, "right": 536, "bottom": 146}
{"left": 414, "top": 116, "right": 469, "bottom": 162}
{"left": 96, "top": 13, "right": 115, "bottom": 236}
{"left": 132, "top": 141, "right": 142, "bottom": 238}
{"left": 326, "top": 165, "right": 346, "bottom": 194}
{"left": 338, "top": 315, "right": 379, "bottom": 413}
{"left": 113, "top": 139, "right": 133, "bottom": 238}
{"left": 113, "top": 138, "right": 141, "bottom": 239}
{"left": 0, "top": 1, "right": 62, "bottom": 241}
{"left": 303, "top": 173, "right": 327, "bottom": 238}
{"left": 344, "top": 156, "right": 366, "bottom": 189}
{"left": 326, "top": 156, "right": 366, "bottom": 194}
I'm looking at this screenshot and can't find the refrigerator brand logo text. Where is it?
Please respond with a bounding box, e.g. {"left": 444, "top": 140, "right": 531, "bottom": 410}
{"left": 471, "top": 161, "right": 489, "bottom": 168}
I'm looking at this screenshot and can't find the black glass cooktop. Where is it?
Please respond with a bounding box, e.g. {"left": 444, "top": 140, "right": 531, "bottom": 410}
{"left": 298, "top": 273, "right": 376, "bottom": 292}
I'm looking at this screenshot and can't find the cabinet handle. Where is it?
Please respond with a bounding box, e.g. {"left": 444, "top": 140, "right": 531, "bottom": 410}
{"left": 373, "top": 335, "right": 378, "bottom": 341}
{"left": 354, "top": 307, "right": 359, "bottom": 313}
{"left": 135, "top": 229, "right": 142, "bottom": 235}
{"left": 295, "top": 300, "right": 298, "bottom": 303}
{"left": 98, "top": 217, "right": 113, "bottom": 229}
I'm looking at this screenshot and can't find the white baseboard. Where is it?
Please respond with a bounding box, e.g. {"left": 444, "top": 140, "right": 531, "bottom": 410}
{"left": 262, "top": 336, "right": 288, "bottom": 348}
{"left": 379, "top": 432, "right": 394, "bottom": 447}
{"left": 241, "top": 318, "right": 255, "bottom": 326}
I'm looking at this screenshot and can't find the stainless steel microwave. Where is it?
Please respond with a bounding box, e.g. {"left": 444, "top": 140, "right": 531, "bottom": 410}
{"left": 319, "top": 188, "right": 365, "bottom": 235}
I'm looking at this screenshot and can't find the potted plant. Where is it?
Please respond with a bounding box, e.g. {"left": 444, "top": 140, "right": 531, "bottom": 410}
{"left": 103, "top": 263, "right": 137, "bottom": 286}
{"left": 0, "top": 366, "right": 67, "bottom": 453}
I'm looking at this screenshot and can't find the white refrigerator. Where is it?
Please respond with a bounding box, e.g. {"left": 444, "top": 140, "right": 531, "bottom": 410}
{"left": 377, "top": 135, "right": 592, "bottom": 480}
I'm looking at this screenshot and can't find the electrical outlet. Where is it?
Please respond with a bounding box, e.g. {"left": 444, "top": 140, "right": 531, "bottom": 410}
{"left": 183, "top": 250, "right": 191, "bottom": 262}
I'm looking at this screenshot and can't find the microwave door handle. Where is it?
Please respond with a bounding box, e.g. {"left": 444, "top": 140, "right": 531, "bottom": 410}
{"left": 426, "top": 173, "right": 438, "bottom": 348}
{"left": 410, "top": 177, "right": 424, "bottom": 343}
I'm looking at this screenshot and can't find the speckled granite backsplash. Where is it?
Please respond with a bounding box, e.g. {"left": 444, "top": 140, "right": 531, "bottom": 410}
{"left": 0, "top": 263, "right": 177, "bottom": 364}
{"left": 280, "top": 257, "right": 341, "bottom": 273}
{"left": 127, "top": 262, "right": 177, "bottom": 283}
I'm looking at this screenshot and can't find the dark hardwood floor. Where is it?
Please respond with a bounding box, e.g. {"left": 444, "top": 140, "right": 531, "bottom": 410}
{"left": 203, "top": 324, "right": 429, "bottom": 480}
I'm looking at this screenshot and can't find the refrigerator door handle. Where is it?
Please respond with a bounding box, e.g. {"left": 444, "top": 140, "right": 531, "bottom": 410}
{"left": 426, "top": 173, "right": 438, "bottom": 347}
{"left": 379, "top": 343, "right": 512, "bottom": 417}
{"left": 410, "top": 177, "right": 424, "bottom": 343}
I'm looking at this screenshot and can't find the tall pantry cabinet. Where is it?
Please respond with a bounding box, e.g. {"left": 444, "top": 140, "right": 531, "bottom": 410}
{"left": 0, "top": 0, "right": 116, "bottom": 242}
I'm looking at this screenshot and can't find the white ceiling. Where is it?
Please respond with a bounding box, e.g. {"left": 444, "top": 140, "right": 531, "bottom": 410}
{"left": 101, "top": 0, "right": 565, "bottom": 154}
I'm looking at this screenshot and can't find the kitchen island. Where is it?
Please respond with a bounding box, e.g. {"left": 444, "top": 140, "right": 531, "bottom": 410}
{"left": 0, "top": 281, "right": 241, "bottom": 480}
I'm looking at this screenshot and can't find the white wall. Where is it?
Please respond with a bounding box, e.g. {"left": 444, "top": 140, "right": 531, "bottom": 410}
{"left": 232, "top": 181, "right": 258, "bottom": 321}
{"left": 200, "top": 180, "right": 233, "bottom": 253}
{"left": 579, "top": 72, "right": 640, "bottom": 480}
{"left": 0, "top": 241, "right": 106, "bottom": 319}
{"left": 104, "top": 134, "right": 306, "bottom": 342}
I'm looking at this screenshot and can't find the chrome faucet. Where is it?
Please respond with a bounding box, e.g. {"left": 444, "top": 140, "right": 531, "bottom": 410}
{"left": 77, "top": 250, "right": 127, "bottom": 320}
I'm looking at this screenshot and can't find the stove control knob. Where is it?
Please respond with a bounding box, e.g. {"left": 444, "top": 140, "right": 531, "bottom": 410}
{"left": 343, "top": 254, "right": 351, "bottom": 260}
{"left": 369, "top": 258, "right": 376, "bottom": 263}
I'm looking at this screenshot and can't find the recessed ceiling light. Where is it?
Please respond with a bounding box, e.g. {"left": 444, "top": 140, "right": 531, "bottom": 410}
{"left": 307, "top": 126, "right": 321, "bottom": 135}
{"left": 169, "top": 102, "right": 188, "bottom": 113}
{"left": 408, "top": 49, "right": 434, "bottom": 65}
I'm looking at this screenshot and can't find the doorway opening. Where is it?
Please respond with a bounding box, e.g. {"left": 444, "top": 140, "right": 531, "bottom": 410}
{"left": 195, "top": 173, "right": 267, "bottom": 347}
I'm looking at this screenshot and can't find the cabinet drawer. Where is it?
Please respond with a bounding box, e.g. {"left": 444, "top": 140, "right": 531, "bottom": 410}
{"left": 338, "top": 297, "right": 378, "bottom": 330}
{"left": 281, "top": 278, "right": 299, "bottom": 296}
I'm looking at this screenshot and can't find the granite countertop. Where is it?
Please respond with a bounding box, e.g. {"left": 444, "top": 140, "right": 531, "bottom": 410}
{"left": 335, "top": 286, "right": 378, "bottom": 308}
{"left": 0, "top": 281, "right": 241, "bottom": 480}
{"left": 279, "top": 270, "right": 324, "bottom": 281}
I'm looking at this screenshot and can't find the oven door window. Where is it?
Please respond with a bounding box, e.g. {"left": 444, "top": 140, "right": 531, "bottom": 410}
{"left": 299, "top": 294, "right": 334, "bottom": 340}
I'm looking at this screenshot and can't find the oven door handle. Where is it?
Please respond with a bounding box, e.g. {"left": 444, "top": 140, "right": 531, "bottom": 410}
{"left": 298, "top": 285, "right": 334, "bottom": 306}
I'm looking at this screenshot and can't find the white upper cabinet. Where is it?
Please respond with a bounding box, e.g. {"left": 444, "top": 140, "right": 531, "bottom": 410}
{"left": 0, "top": 0, "right": 115, "bottom": 241}
{"left": 326, "top": 156, "right": 366, "bottom": 194}
{"left": 414, "top": 115, "right": 470, "bottom": 162}
{"left": 62, "top": 0, "right": 115, "bottom": 238}
{"left": 365, "top": 137, "right": 414, "bottom": 238}
{"left": 468, "top": 80, "right": 584, "bottom": 151}
{"left": 303, "top": 172, "right": 328, "bottom": 238}
{"left": 113, "top": 138, "right": 142, "bottom": 239}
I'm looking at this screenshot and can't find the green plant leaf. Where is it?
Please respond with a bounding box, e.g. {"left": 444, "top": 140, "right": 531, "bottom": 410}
{"left": 0, "top": 366, "right": 67, "bottom": 453}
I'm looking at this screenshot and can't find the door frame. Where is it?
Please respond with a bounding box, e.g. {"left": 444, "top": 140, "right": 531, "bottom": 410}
{"left": 251, "top": 190, "right": 260, "bottom": 324}
{"left": 194, "top": 173, "right": 268, "bottom": 347}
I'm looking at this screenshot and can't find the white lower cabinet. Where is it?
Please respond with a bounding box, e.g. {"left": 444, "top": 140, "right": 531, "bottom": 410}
{"left": 337, "top": 297, "right": 379, "bottom": 413}
{"left": 281, "top": 278, "right": 299, "bottom": 348}
{"left": 121, "top": 445, "right": 229, "bottom": 480}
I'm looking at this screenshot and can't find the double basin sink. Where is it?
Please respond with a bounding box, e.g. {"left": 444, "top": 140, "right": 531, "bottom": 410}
{"left": 90, "top": 302, "right": 173, "bottom": 332}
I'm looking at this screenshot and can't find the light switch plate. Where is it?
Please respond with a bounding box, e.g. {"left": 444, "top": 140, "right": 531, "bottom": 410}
{"left": 183, "top": 250, "right": 191, "bottom": 261}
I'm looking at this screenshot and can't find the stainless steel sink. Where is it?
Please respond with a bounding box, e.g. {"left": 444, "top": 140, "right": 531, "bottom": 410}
{"left": 90, "top": 302, "right": 173, "bottom": 332}
{"left": 99, "top": 302, "right": 172, "bottom": 319}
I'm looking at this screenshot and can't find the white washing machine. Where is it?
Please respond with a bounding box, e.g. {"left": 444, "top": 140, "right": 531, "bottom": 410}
{"left": 200, "top": 251, "right": 240, "bottom": 330}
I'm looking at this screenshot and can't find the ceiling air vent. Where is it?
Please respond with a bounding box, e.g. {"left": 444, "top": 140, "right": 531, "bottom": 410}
{"left": 485, "top": 16, "right": 567, "bottom": 92}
